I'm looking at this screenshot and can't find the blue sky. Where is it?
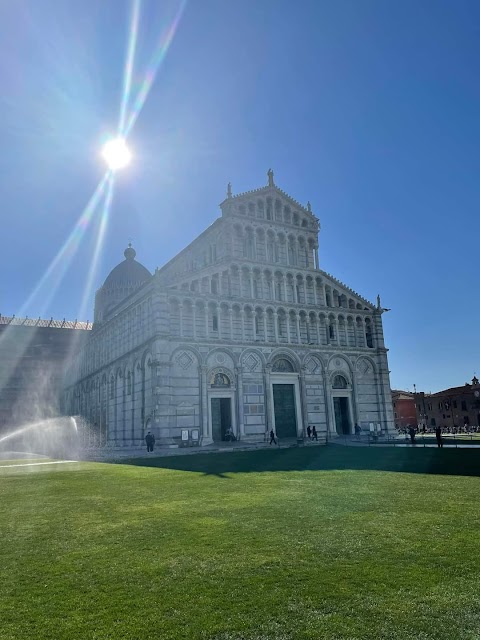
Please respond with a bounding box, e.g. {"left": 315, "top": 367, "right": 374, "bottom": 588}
{"left": 1, "top": 0, "right": 479, "bottom": 393}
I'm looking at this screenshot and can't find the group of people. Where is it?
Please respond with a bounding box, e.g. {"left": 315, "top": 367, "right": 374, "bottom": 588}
{"left": 405, "top": 424, "right": 444, "bottom": 447}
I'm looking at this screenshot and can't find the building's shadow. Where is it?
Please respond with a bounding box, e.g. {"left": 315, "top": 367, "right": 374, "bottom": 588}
{"left": 115, "top": 445, "right": 480, "bottom": 478}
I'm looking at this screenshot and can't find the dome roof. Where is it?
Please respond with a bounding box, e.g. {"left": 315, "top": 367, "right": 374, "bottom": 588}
{"left": 103, "top": 244, "right": 152, "bottom": 289}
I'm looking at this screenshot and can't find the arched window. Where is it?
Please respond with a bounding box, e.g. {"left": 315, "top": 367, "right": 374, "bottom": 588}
{"left": 213, "top": 314, "right": 219, "bottom": 332}
{"left": 127, "top": 371, "right": 132, "bottom": 395}
{"left": 110, "top": 376, "right": 115, "bottom": 399}
{"left": 332, "top": 375, "right": 348, "bottom": 389}
{"left": 365, "top": 322, "right": 374, "bottom": 348}
{"left": 288, "top": 243, "right": 296, "bottom": 266}
{"left": 266, "top": 200, "right": 273, "bottom": 220}
{"left": 272, "top": 358, "right": 295, "bottom": 373}
{"left": 275, "top": 281, "right": 282, "bottom": 301}
{"left": 244, "top": 233, "right": 255, "bottom": 259}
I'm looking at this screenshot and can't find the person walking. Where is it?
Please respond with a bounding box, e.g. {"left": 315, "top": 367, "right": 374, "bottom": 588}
{"left": 435, "top": 425, "right": 443, "bottom": 448}
{"left": 408, "top": 425, "right": 416, "bottom": 445}
{"left": 312, "top": 425, "right": 318, "bottom": 441}
{"left": 354, "top": 423, "right": 361, "bottom": 439}
{"left": 269, "top": 429, "right": 278, "bottom": 445}
{"left": 307, "top": 425, "right": 312, "bottom": 440}
{"left": 145, "top": 431, "right": 155, "bottom": 452}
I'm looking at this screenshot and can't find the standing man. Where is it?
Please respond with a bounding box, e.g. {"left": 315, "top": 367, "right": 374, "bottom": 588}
{"left": 312, "top": 426, "right": 318, "bottom": 441}
{"left": 307, "top": 425, "right": 312, "bottom": 440}
{"left": 435, "top": 425, "right": 443, "bottom": 448}
{"left": 145, "top": 431, "right": 155, "bottom": 453}
{"left": 408, "top": 425, "right": 416, "bottom": 445}
{"left": 354, "top": 423, "right": 361, "bottom": 439}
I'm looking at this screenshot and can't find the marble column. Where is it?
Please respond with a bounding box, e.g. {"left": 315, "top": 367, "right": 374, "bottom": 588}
{"left": 200, "top": 365, "right": 211, "bottom": 444}
{"left": 273, "top": 311, "right": 279, "bottom": 342}
{"left": 178, "top": 303, "right": 183, "bottom": 338}
{"left": 236, "top": 366, "right": 245, "bottom": 439}
{"left": 299, "top": 366, "right": 309, "bottom": 438}
{"left": 240, "top": 309, "right": 245, "bottom": 341}
{"left": 265, "top": 364, "right": 274, "bottom": 433}
{"left": 229, "top": 308, "right": 233, "bottom": 340}
{"left": 205, "top": 306, "right": 209, "bottom": 339}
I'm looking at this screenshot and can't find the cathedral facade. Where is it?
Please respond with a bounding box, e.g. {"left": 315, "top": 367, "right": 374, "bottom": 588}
{"left": 64, "top": 173, "right": 395, "bottom": 446}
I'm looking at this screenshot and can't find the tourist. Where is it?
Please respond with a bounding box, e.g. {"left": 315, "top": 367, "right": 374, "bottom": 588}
{"left": 408, "top": 425, "right": 416, "bottom": 444}
{"left": 307, "top": 425, "right": 312, "bottom": 440}
{"left": 354, "top": 423, "right": 361, "bottom": 439}
{"left": 435, "top": 425, "right": 443, "bottom": 448}
{"left": 225, "top": 427, "right": 236, "bottom": 442}
{"left": 145, "top": 431, "right": 155, "bottom": 452}
{"left": 269, "top": 429, "right": 277, "bottom": 445}
{"left": 312, "top": 425, "right": 318, "bottom": 441}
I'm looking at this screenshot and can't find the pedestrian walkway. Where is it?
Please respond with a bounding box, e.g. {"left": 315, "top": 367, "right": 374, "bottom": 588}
{"left": 81, "top": 436, "right": 326, "bottom": 461}
{"left": 331, "top": 434, "right": 480, "bottom": 449}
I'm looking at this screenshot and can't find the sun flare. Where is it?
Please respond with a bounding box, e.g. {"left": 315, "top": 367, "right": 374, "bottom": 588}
{"left": 101, "top": 137, "right": 132, "bottom": 171}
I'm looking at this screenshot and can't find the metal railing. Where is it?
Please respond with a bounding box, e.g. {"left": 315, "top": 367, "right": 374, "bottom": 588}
{"left": 331, "top": 432, "right": 480, "bottom": 448}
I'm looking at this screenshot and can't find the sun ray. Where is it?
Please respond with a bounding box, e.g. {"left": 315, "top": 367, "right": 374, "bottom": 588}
{"left": 0, "top": 173, "right": 110, "bottom": 399}
{"left": 14, "top": 172, "right": 110, "bottom": 322}
{"left": 118, "top": 0, "right": 141, "bottom": 136}
{"left": 124, "top": 0, "right": 187, "bottom": 137}
{"left": 68, "top": 172, "right": 115, "bottom": 361}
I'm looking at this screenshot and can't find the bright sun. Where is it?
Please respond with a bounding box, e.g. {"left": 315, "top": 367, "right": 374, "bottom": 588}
{"left": 101, "top": 137, "right": 132, "bottom": 171}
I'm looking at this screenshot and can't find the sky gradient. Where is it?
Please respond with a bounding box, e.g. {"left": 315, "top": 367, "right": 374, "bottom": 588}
{"left": 1, "top": 0, "right": 479, "bottom": 393}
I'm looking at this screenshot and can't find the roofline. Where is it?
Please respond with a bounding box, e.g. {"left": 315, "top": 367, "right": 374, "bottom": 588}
{"left": 220, "top": 183, "right": 313, "bottom": 216}
{"left": 0, "top": 315, "right": 92, "bottom": 330}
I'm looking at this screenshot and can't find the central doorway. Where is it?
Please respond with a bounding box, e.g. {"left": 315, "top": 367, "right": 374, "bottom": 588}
{"left": 334, "top": 397, "right": 351, "bottom": 435}
{"left": 273, "top": 384, "right": 297, "bottom": 438}
{"left": 211, "top": 397, "right": 232, "bottom": 441}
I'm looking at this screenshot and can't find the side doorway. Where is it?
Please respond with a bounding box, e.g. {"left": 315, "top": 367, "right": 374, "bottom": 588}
{"left": 333, "top": 397, "right": 351, "bottom": 435}
{"left": 211, "top": 397, "right": 232, "bottom": 442}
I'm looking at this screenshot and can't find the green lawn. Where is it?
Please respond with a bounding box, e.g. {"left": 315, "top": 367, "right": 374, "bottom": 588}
{"left": 1, "top": 447, "right": 480, "bottom": 640}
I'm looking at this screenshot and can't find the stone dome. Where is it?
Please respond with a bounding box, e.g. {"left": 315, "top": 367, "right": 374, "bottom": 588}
{"left": 103, "top": 244, "right": 151, "bottom": 289}
{"left": 94, "top": 244, "right": 152, "bottom": 324}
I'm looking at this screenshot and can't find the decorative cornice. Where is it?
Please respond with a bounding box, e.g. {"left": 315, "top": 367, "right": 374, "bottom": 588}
{"left": 220, "top": 183, "right": 314, "bottom": 217}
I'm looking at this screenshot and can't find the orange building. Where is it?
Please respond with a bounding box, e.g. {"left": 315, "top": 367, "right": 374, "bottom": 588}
{"left": 391, "top": 390, "right": 416, "bottom": 430}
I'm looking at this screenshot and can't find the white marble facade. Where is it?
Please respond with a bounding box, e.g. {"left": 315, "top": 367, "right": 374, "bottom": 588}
{"left": 64, "top": 173, "right": 395, "bottom": 446}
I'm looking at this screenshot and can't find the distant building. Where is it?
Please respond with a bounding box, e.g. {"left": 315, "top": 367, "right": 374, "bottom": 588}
{"left": 0, "top": 316, "right": 91, "bottom": 433}
{"left": 391, "top": 390, "right": 416, "bottom": 430}
{"left": 414, "top": 377, "right": 480, "bottom": 430}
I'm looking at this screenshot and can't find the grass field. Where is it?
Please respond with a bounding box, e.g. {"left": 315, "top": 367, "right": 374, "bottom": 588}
{"left": 1, "top": 446, "right": 480, "bottom": 640}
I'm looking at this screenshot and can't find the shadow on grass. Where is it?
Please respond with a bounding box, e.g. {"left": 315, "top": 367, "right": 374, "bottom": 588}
{"left": 116, "top": 445, "right": 480, "bottom": 478}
